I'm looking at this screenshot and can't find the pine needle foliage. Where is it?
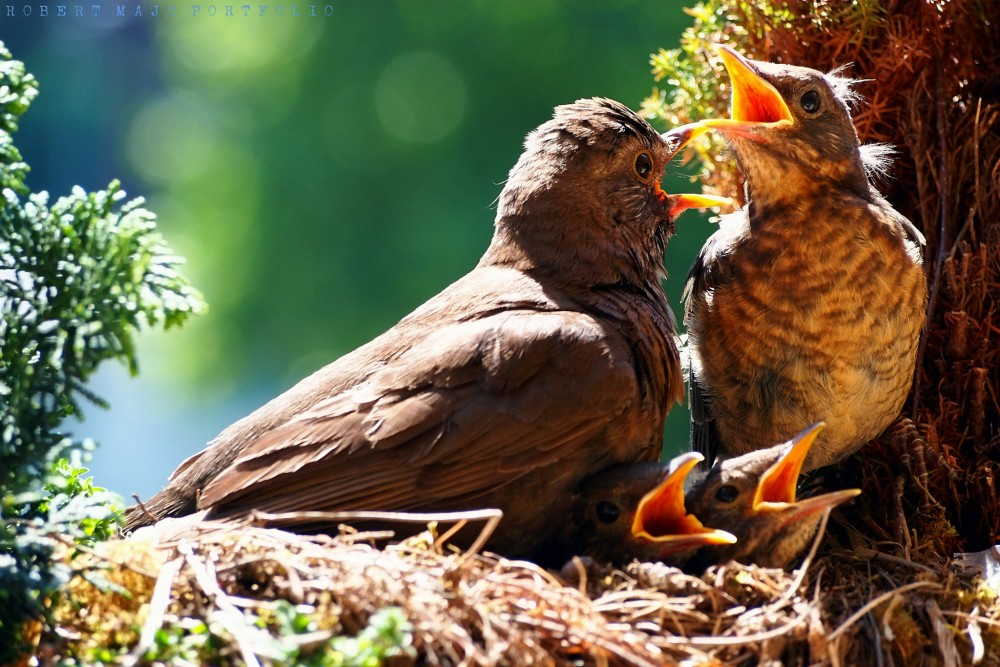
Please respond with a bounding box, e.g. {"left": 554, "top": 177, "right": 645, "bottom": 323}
{"left": 0, "top": 41, "right": 204, "bottom": 661}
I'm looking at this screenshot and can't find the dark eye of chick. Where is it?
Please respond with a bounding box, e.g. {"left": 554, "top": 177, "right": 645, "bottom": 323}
{"left": 715, "top": 485, "right": 739, "bottom": 503}
{"left": 595, "top": 501, "right": 620, "bottom": 523}
{"left": 633, "top": 152, "right": 653, "bottom": 179}
{"left": 800, "top": 90, "right": 821, "bottom": 114}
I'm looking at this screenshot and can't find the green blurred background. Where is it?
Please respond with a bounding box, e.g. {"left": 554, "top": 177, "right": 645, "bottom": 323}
{"left": 2, "top": 0, "right": 715, "bottom": 501}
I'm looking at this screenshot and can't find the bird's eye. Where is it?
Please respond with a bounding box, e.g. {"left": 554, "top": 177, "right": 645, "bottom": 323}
{"left": 633, "top": 152, "right": 653, "bottom": 179}
{"left": 595, "top": 501, "right": 620, "bottom": 523}
{"left": 715, "top": 485, "right": 739, "bottom": 503}
{"left": 800, "top": 90, "right": 821, "bottom": 114}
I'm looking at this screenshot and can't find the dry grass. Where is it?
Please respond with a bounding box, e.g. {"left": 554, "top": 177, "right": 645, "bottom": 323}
{"left": 34, "top": 510, "right": 998, "bottom": 666}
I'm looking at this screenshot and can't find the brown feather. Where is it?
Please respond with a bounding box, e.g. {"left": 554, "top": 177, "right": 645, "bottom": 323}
{"left": 685, "top": 53, "right": 927, "bottom": 470}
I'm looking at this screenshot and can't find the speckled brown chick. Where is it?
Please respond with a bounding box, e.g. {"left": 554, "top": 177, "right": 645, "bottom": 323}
{"left": 684, "top": 45, "right": 927, "bottom": 471}
{"left": 683, "top": 422, "right": 860, "bottom": 570}
{"left": 567, "top": 452, "right": 736, "bottom": 566}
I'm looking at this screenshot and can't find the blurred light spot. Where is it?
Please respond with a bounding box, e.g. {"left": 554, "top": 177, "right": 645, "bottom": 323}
{"left": 374, "top": 52, "right": 466, "bottom": 144}
{"left": 126, "top": 91, "right": 217, "bottom": 184}
{"left": 160, "top": 21, "right": 316, "bottom": 127}
{"left": 163, "top": 18, "right": 321, "bottom": 76}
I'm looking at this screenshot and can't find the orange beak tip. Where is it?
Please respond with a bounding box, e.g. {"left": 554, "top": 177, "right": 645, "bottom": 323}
{"left": 667, "top": 451, "right": 704, "bottom": 474}
{"left": 634, "top": 527, "right": 737, "bottom": 547}
{"left": 708, "top": 43, "right": 795, "bottom": 128}
{"left": 674, "top": 193, "right": 733, "bottom": 209}
{"left": 753, "top": 422, "right": 827, "bottom": 509}
{"left": 713, "top": 43, "right": 749, "bottom": 64}
{"left": 709, "top": 530, "right": 738, "bottom": 545}
{"left": 786, "top": 488, "right": 862, "bottom": 517}
{"left": 661, "top": 121, "right": 714, "bottom": 151}
{"left": 698, "top": 118, "right": 794, "bottom": 132}
{"left": 668, "top": 193, "right": 733, "bottom": 220}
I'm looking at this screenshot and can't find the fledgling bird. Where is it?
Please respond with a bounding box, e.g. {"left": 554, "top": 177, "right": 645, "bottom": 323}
{"left": 123, "top": 98, "right": 728, "bottom": 559}
{"left": 684, "top": 45, "right": 927, "bottom": 470}
{"left": 568, "top": 424, "right": 857, "bottom": 570}
{"left": 683, "top": 422, "right": 860, "bottom": 570}
{"left": 568, "top": 452, "right": 737, "bottom": 566}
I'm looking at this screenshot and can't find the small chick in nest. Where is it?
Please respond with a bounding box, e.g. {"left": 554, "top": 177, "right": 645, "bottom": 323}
{"left": 571, "top": 423, "right": 859, "bottom": 570}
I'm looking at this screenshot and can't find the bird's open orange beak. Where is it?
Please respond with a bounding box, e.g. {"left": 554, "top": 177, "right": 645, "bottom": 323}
{"left": 753, "top": 422, "right": 861, "bottom": 516}
{"left": 659, "top": 123, "right": 733, "bottom": 216}
{"left": 632, "top": 452, "right": 737, "bottom": 546}
{"left": 697, "top": 44, "right": 794, "bottom": 136}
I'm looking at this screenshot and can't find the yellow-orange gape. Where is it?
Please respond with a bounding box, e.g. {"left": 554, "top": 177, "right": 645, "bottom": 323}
{"left": 570, "top": 423, "right": 859, "bottom": 569}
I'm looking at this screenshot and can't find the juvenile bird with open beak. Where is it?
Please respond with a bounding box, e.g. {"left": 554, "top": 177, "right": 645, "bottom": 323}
{"left": 570, "top": 423, "right": 858, "bottom": 570}
{"left": 684, "top": 45, "right": 927, "bottom": 471}
{"left": 124, "top": 98, "right": 728, "bottom": 560}
{"left": 683, "top": 422, "right": 860, "bottom": 570}
{"left": 568, "top": 451, "right": 736, "bottom": 567}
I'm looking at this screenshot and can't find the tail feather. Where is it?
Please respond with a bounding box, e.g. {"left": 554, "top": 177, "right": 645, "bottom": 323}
{"left": 122, "top": 487, "right": 198, "bottom": 532}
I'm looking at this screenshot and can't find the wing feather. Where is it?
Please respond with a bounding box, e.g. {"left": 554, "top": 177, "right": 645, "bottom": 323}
{"left": 199, "top": 309, "right": 639, "bottom": 516}
{"left": 683, "top": 211, "right": 748, "bottom": 464}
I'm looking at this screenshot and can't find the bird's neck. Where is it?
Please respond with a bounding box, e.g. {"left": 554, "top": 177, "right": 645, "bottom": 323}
{"left": 744, "top": 164, "right": 873, "bottom": 220}
{"left": 481, "top": 212, "right": 680, "bottom": 412}
{"left": 480, "top": 212, "right": 668, "bottom": 295}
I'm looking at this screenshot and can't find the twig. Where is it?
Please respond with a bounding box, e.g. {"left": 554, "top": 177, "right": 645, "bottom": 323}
{"left": 182, "top": 544, "right": 262, "bottom": 667}
{"left": 940, "top": 610, "right": 1000, "bottom": 629}
{"left": 773, "top": 508, "right": 831, "bottom": 609}
{"left": 912, "top": 56, "right": 952, "bottom": 420}
{"left": 129, "top": 493, "right": 158, "bottom": 526}
{"left": 657, "top": 608, "right": 813, "bottom": 647}
{"left": 122, "top": 556, "right": 182, "bottom": 666}
{"left": 849, "top": 548, "right": 938, "bottom": 574}
{"left": 50, "top": 532, "right": 159, "bottom": 580}
{"left": 827, "top": 580, "right": 942, "bottom": 641}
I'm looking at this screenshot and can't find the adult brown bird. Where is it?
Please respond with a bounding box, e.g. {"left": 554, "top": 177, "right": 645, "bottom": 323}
{"left": 569, "top": 451, "right": 737, "bottom": 566}
{"left": 124, "top": 98, "right": 728, "bottom": 559}
{"left": 684, "top": 45, "right": 927, "bottom": 471}
{"left": 683, "top": 422, "right": 860, "bottom": 570}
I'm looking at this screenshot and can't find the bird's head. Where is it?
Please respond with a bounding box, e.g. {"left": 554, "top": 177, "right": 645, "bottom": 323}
{"left": 571, "top": 453, "right": 736, "bottom": 566}
{"left": 683, "top": 422, "right": 860, "bottom": 569}
{"left": 697, "top": 45, "right": 873, "bottom": 204}
{"left": 488, "top": 97, "right": 728, "bottom": 286}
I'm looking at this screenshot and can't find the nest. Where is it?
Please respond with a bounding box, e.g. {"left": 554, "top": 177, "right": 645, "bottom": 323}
{"left": 41, "top": 513, "right": 1000, "bottom": 665}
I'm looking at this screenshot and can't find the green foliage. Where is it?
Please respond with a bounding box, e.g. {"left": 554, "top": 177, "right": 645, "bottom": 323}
{"left": 144, "top": 618, "right": 220, "bottom": 665}
{"left": 0, "top": 47, "right": 36, "bottom": 194}
{"left": 328, "top": 607, "right": 415, "bottom": 667}
{"left": 639, "top": 1, "right": 748, "bottom": 188}
{"left": 0, "top": 41, "right": 204, "bottom": 661}
{"left": 132, "top": 604, "right": 415, "bottom": 667}
{"left": 642, "top": 4, "right": 730, "bottom": 126}
{"left": 42, "top": 455, "right": 122, "bottom": 545}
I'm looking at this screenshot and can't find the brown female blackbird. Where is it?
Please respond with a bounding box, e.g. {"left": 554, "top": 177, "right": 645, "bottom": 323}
{"left": 568, "top": 452, "right": 736, "bottom": 566}
{"left": 683, "top": 422, "right": 860, "bottom": 570}
{"left": 684, "top": 45, "right": 927, "bottom": 470}
{"left": 123, "top": 98, "right": 728, "bottom": 560}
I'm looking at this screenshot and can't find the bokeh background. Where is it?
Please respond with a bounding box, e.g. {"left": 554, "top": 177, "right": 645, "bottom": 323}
{"left": 2, "top": 0, "right": 716, "bottom": 503}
